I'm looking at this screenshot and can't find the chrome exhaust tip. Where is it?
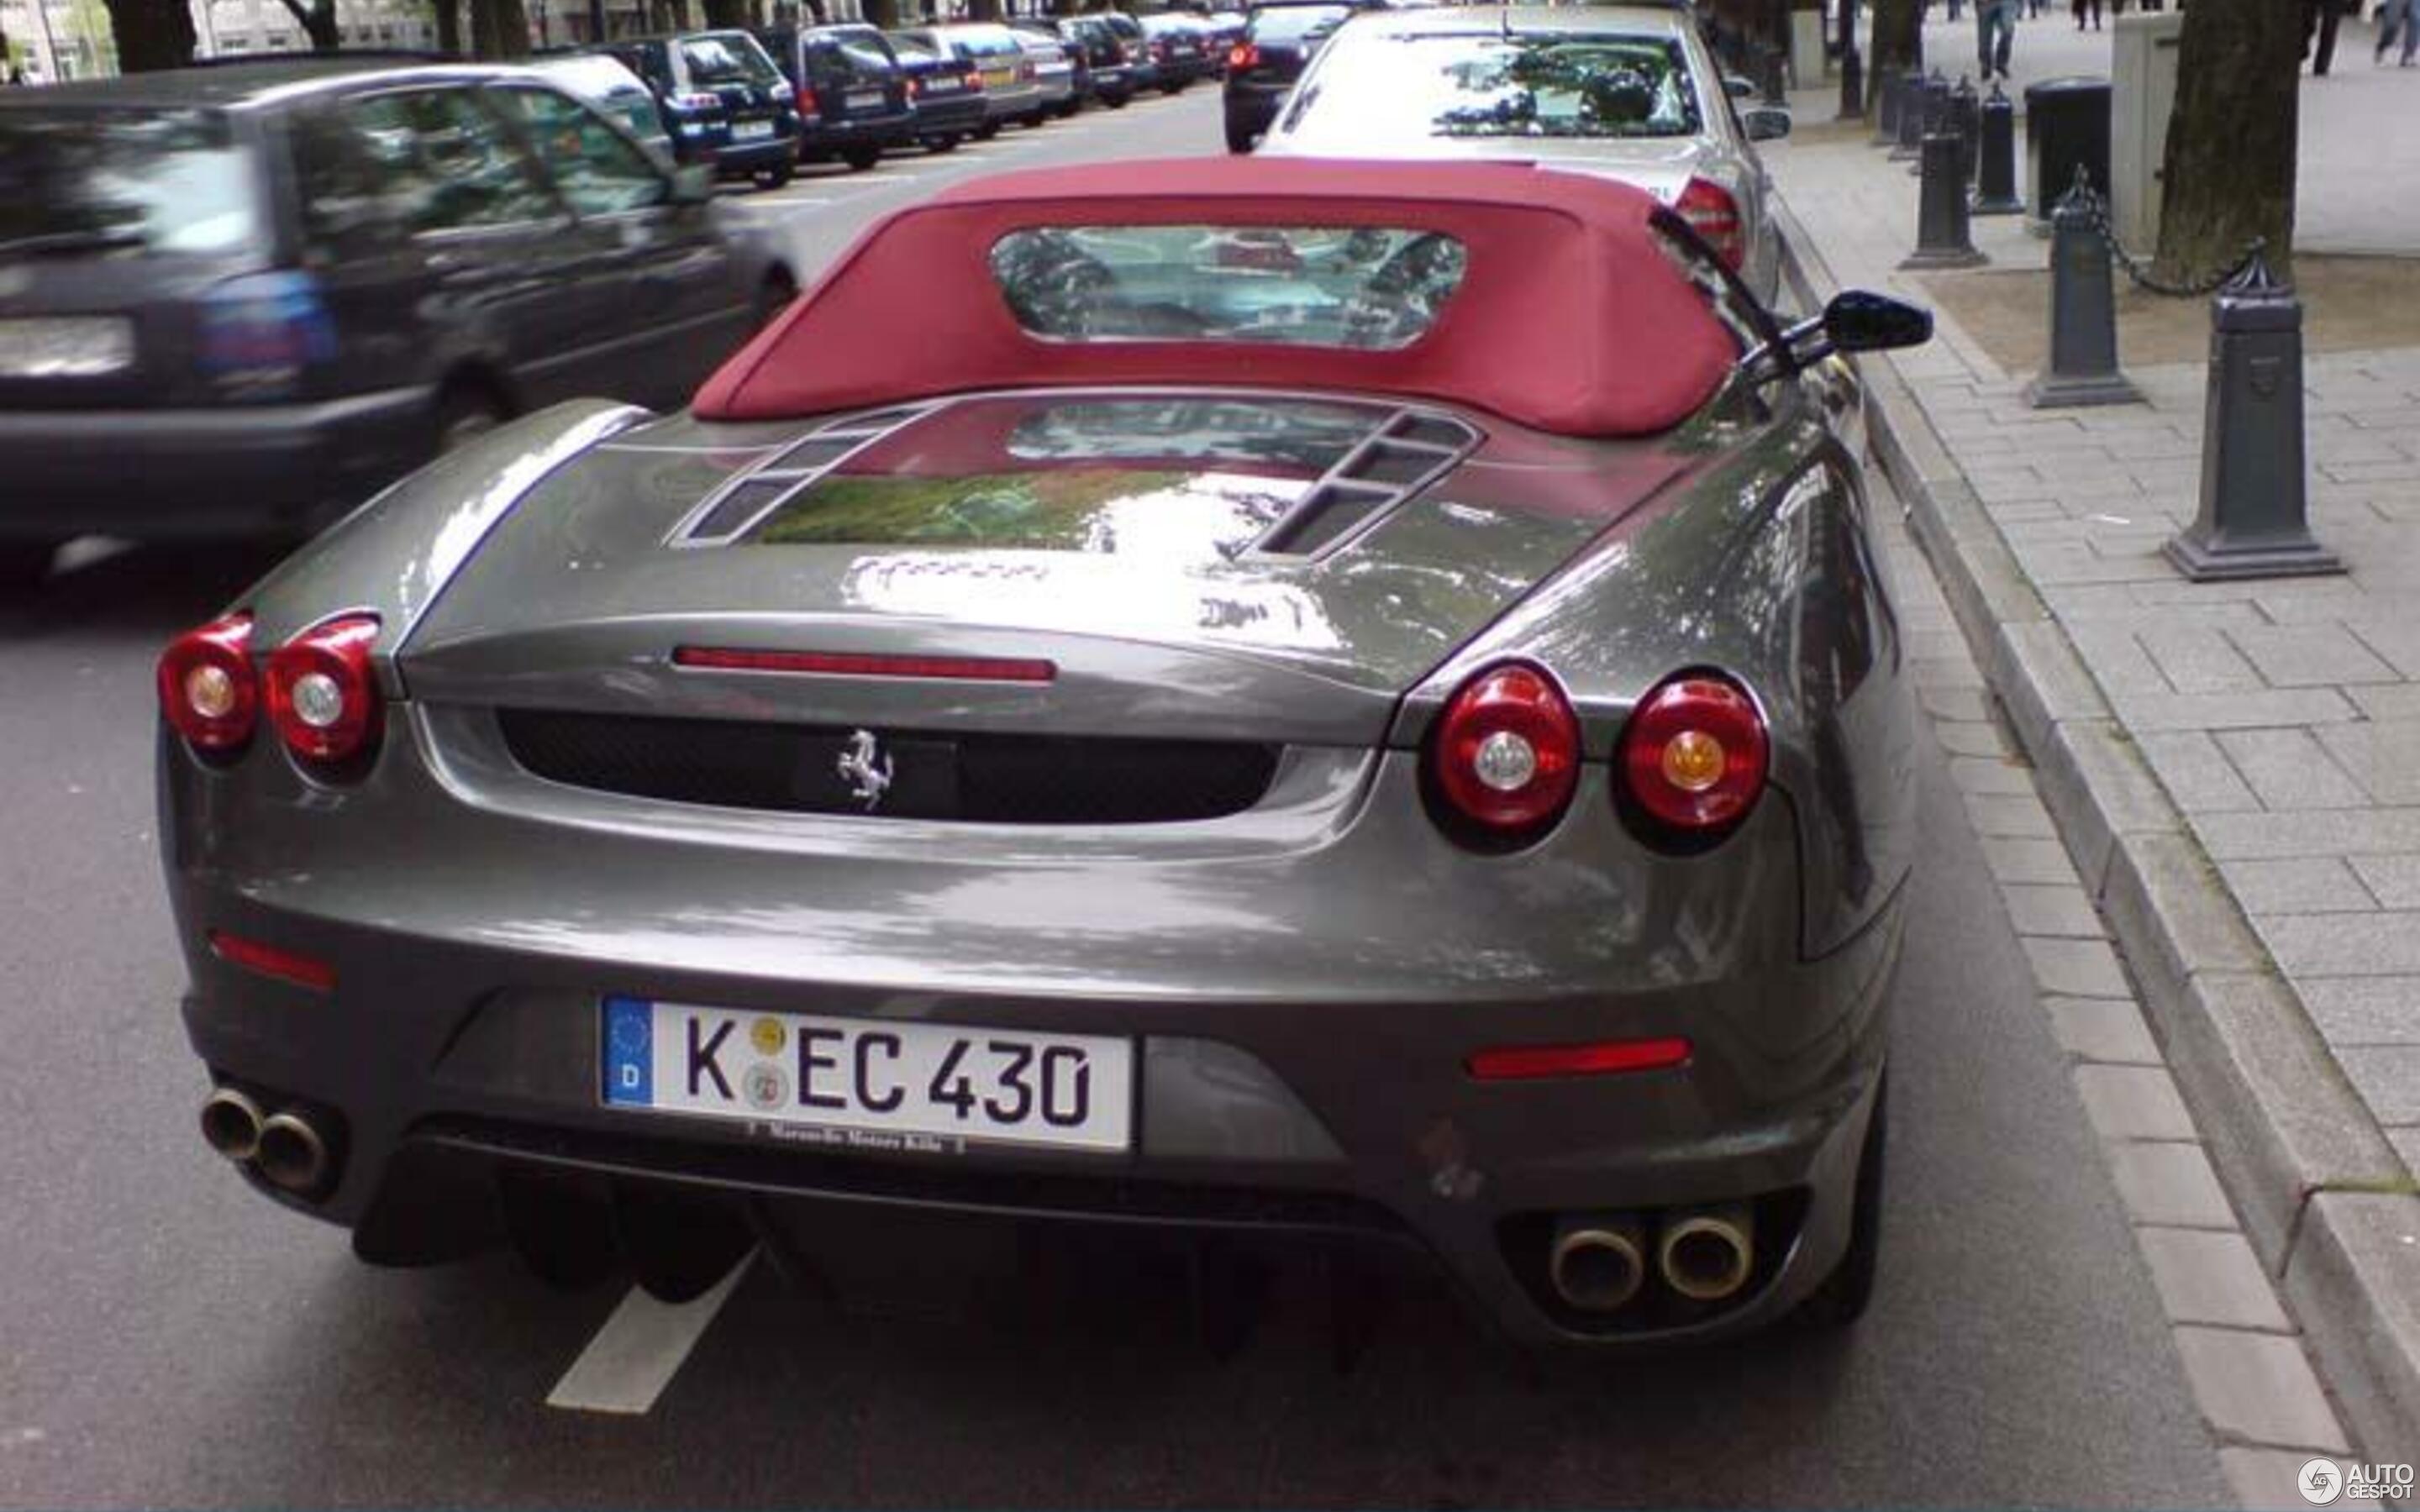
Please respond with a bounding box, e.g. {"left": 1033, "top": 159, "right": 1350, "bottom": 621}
{"left": 255, "top": 1111, "right": 331, "bottom": 1194}
{"left": 199, "top": 1088, "right": 266, "bottom": 1163}
{"left": 1547, "top": 1215, "right": 1648, "bottom": 1312}
{"left": 1658, "top": 1203, "right": 1755, "bottom": 1303}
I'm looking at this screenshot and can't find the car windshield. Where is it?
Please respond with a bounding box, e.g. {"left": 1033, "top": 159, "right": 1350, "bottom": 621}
{"left": 0, "top": 106, "right": 260, "bottom": 258}
{"left": 1250, "top": 3, "right": 1352, "bottom": 42}
{"left": 953, "top": 27, "right": 1022, "bottom": 56}
{"left": 1297, "top": 32, "right": 1702, "bottom": 141}
{"left": 886, "top": 34, "right": 939, "bottom": 61}
{"left": 989, "top": 223, "right": 1465, "bottom": 350}
{"left": 680, "top": 33, "right": 781, "bottom": 85}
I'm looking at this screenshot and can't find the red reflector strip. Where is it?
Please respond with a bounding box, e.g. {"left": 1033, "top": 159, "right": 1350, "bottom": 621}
{"left": 1466, "top": 1037, "right": 1692, "bottom": 1081}
{"left": 673, "top": 646, "right": 1058, "bottom": 684}
{"left": 207, "top": 931, "right": 336, "bottom": 993}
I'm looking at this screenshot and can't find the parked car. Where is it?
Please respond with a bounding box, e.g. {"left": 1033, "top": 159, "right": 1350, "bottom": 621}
{"left": 158, "top": 157, "right": 1932, "bottom": 1352}
{"left": 526, "top": 51, "right": 675, "bottom": 163}
{"left": 758, "top": 23, "right": 915, "bottom": 171}
{"left": 1136, "top": 10, "right": 1213, "bottom": 90}
{"left": 0, "top": 59, "right": 797, "bottom": 585}
{"left": 586, "top": 29, "right": 802, "bottom": 189}
{"left": 1098, "top": 11, "right": 1160, "bottom": 92}
{"left": 1039, "top": 14, "right": 1135, "bottom": 108}
{"left": 1199, "top": 8, "right": 1249, "bottom": 70}
{"left": 892, "top": 24, "right": 1042, "bottom": 135}
{"left": 1222, "top": 0, "right": 1355, "bottom": 152}
{"left": 883, "top": 29, "right": 987, "bottom": 150}
{"left": 1257, "top": 3, "right": 1791, "bottom": 302}
{"left": 1007, "top": 26, "right": 1080, "bottom": 118}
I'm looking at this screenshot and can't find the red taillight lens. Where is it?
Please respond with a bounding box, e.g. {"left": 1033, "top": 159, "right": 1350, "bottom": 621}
{"left": 1228, "top": 40, "right": 1259, "bottom": 68}
{"left": 1468, "top": 1037, "right": 1692, "bottom": 1081}
{"left": 1676, "top": 176, "right": 1746, "bottom": 271}
{"left": 158, "top": 612, "right": 259, "bottom": 753}
{"left": 266, "top": 615, "right": 383, "bottom": 769}
{"left": 963, "top": 69, "right": 983, "bottom": 90}
{"left": 1428, "top": 662, "right": 1581, "bottom": 839}
{"left": 208, "top": 930, "right": 337, "bottom": 992}
{"left": 1616, "top": 673, "right": 1768, "bottom": 837}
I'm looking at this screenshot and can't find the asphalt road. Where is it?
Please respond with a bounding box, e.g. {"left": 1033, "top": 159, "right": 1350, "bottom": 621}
{"left": 0, "top": 89, "right": 2233, "bottom": 1509}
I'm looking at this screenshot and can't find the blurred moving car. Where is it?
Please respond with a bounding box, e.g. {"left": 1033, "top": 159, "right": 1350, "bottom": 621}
{"left": 759, "top": 23, "right": 915, "bottom": 171}
{"left": 0, "top": 59, "right": 797, "bottom": 582}
{"left": 1137, "top": 11, "right": 1213, "bottom": 90}
{"left": 1040, "top": 14, "right": 1135, "bottom": 108}
{"left": 1222, "top": 0, "right": 1355, "bottom": 152}
{"left": 527, "top": 52, "right": 675, "bottom": 163}
{"left": 1257, "top": 4, "right": 1791, "bottom": 302}
{"left": 587, "top": 29, "right": 802, "bottom": 189}
{"left": 1008, "top": 26, "right": 1081, "bottom": 118}
{"left": 883, "top": 30, "right": 987, "bottom": 150}
{"left": 893, "top": 23, "right": 1043, "bottom": 135}
{"left": 158, "top": 158, "right": 1932, "bottom": 1352}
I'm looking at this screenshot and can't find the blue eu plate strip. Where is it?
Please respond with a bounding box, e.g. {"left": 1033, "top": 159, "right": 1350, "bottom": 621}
{"left": 602, "top": 996, "right": 654, "bottom": 1106}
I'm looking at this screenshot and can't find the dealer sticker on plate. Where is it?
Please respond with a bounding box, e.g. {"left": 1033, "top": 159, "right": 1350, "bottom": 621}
{"left": 601, "top": 997, "right": 1133, "bottom": 1153}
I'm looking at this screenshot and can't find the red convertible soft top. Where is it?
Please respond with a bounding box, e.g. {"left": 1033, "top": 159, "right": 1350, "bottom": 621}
{"left": 692, "top": 158, "right": 1739, "bottom": 438}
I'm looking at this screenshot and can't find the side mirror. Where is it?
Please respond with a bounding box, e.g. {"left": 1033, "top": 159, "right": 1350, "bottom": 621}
{"left": 1741, "top": 106, "right": 1791, "bottom": 142}
{"left": 1821, "top": 289, "right": 1933, "bottom": 353}
{"left": 1723, "top": 75, "right": 1755, "bottom": 101}
{"left": 670, "top": 163, "right": 714, "bottom": 205}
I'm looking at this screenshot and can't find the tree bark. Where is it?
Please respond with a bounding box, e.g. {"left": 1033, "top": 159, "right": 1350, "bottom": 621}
{"left": 433, "top": 0, "right": 460, "bottom": 54}
{"left": 965, "top": 0, "right": 999, "bottom": 20}
{"left": 468, "top": 0, "right": 531, "bottom": 57}
{"left": 102, "top": 0, "right": 195, "bottom": 68}
{"left": 274, "top": 0, "right": 341, "bottom": 49}
{"left": 701, "top": 0, "right": 754, "bottom": 27}
{"left": 2156, "top": 0, "right": 2299, "bottom": 283}
{"left": 861, "top": 0, "right": 896, "bottom": 24}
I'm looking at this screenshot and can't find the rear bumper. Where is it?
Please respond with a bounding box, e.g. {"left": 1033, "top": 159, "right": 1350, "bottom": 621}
{"left": 0, "top": 386, "right": 434, "bottom": 541}
{"left": 909, "top": 94, "right": 986, "bottom": 134}
{"left": 706, "top": 134, "right": 799, "bottom": 176}
{"left": 164, "top": 718, "right": 1900, "bottom": 1350}
{"left": 802, "top": 110, "right": 916, "bottom": 150}
{"left": 981, "top": 84, "right": 1044, "bottom": 120}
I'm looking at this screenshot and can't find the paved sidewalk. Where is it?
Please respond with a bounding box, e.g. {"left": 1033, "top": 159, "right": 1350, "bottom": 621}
{"left": 1763, "top": 50, "right": 2420, "bottom": 1470}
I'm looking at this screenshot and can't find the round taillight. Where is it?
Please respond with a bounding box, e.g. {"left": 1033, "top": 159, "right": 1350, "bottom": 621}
{"left": 1617, "top": 673, "right": 1768, "bottom": 837}
{"left": 266, "top": 615, "right": 383, "bottom": 769}
{"left": 1428, "top": 662, "right": 1581, "bottom": 839}
{"left": 158, "top": 612, "right": 258, "bottom": 753}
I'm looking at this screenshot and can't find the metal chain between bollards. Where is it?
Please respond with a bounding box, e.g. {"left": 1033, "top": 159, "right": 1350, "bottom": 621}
{"left": 2056, "top": 170, "right": 2261, "bottom": 299}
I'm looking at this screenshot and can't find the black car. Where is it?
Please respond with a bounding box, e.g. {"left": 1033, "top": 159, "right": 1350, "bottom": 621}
{"left": 882, "top": 31, "right": 987, "bottom": 150}
{"left": 1098, "top": 12, "right": 1160, "bottom": 91}
{"left": 0, "top": 60, "right": 797, "bottom": 582}
{"left": 587, "top": 29, "right": 801, "bottom": 187}
{"left": 1018, "top": 16, "right": 1133, "bottom": 108}
{"left": 1136, "top": 12, "right": 1213, "bottom": 91}
{"left": 758, "top": 23, "right": 914, "bottom": 171}
{"left": 1223, "top": 0, "right": 1355, "bottom": 151}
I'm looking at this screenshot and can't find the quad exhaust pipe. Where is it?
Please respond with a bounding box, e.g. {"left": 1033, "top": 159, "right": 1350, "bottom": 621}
{"left": 1657, "top": 1203, "right": 1755, "bottom": 1302}
{"left": 1547, "top": 1215, "right": 1649, "bottom": 1312}
{"left": 199, "top": 1089, "right": 334, "bottom": 1196}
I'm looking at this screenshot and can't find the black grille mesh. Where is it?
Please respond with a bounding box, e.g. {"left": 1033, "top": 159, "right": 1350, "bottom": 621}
{"left": 497, "top": 708, "right": 1280, "bottom": 825}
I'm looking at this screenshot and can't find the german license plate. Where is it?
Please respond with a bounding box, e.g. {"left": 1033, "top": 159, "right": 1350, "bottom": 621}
{"left": 601, "top": 998, "right": 1134, "bottom": 1152}
{"left": 0, "top": 317, "right": 134, "bottom": 378}
{"left": 845, "top": 89, "right": 884, "bottom": 109}
{"left": 923, "top": 76, "right": 960, "bottom": 92}
{"left": 731, "top": 119, "right": 775, "bottom": 140}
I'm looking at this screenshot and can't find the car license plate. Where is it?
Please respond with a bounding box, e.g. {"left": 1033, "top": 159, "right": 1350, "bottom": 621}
{"left": 601, "top": 997, "right": 1134, "bottom": 1153}
{"left": 731, "top": 119, "right": 774, "bottom": 140}
{"left": 0, "top": 317, "right": 134, "bottom": 379}
{"left": 923, "top": 76, "right": 960, "bottom": 92}
{"left": 845, "top": 89, "right": 884, "bottom": 109}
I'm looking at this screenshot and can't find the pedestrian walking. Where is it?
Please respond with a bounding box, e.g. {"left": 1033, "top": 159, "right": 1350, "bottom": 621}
{"left": 2072, "top": 0, "right": 2102, "bottom": 27}
{"left": 2305, "top": 0, "right": 2344, "bottom": 72}
{"left": 1977, "top": 0, "right": 2018, "bottom": 78}
{"left": 2380, "top": 0, "right": 2420, "bottom": 65}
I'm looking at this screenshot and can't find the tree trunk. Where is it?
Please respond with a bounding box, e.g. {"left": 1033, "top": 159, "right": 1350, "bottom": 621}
{"left": 101, "top": 0, "right": 195, "bottom": 69}
{"left": 965, "top": 0, "right": 999, "bottom": 20}
{"left": 2156, "top": 0, "right": 2299, "bottom": 283}
{"left": 469, "top": 0, "right": 531, "bottom": 57}
{"left": 1868, "top": 0, "right": 1920, "bottom": 90}
{"left": 861, "top": 0, "right": 896, "bottom": 26}
{"left": 701, "top": 0, "right": 753, "bottom": 27}
{"left": 434, "top": 0, "right": 460, "bottom": 54}
{"left": 275, "top": 0, "right": 341, "bottom": 49}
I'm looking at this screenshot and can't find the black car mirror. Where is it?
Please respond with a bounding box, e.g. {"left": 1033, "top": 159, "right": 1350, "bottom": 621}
{"left": 671, "top": 163, "right": 714, "bottom": 204}
{"left": 1741, "top": 106, "right": 1791, "bottom": 142}
{"left": 1821, "top": 289, "right": 1932, "bottom": 353}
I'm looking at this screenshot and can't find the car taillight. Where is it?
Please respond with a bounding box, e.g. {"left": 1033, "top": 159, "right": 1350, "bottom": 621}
{"left": 158, "top": 612, "right": 258, "bottom": 754}
{"left": 197, "top": 271, "right": 335, "bottom": 397}
{"left": 1615, "top": 672, "right": 1768, "bottom": 840}
{"left": 1151, "top": 39, "right": 1169, "bottom": 59}
{"left": 265, "top": 615, "right": 383, "bottom": 770}
{"left": 1228, "top": 40, "right": 1259, "bottom": 68}
{"left": 1675, "top": 176, "right": 1746, "bottom": 271}
{"left": 1018, "top": 57, "right": 1035, "bottom": 81}
{"left": 1427, "top": 662, "right": 1581, "bottom": 843}
{"left": 962, "top": 68, "right": 983, "bottom": 90}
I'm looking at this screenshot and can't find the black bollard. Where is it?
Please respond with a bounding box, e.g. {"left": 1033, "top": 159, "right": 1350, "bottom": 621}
{"left": 1873, "top": 66, "right": 1901, "bottom": 146}
{"left": 1908, "top": 71, "right": 1951, "bottom": 176}
{"left": 1973, "top": 81, "right": 2023, "bottom": 216}
{"left": 1899, "top": 132, "right": 1990, "bottom": 270}
{"left": 1950, "top": 75, "right": 1981, "bottom": 188}
{"left": 1839, "top": 45, "right": 1865, "bottom": 121}
{"left": 2164, "top": 253, "right": 2344, "bottom": 580}
{"left": 2024, "top": 171, "right": 2139, "bottom": 407}
{"left": 1890, "top": 67, "right": 1926, "bottom": 160}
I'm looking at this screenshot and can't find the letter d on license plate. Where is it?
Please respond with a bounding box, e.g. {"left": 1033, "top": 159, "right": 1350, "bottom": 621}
{"left": 601, "top": 997, "right": 1133, "bottom": 1152}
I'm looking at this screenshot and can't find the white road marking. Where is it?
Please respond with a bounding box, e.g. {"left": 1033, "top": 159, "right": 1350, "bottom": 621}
{"left": 544, "top": 1250, "right": 756, "bottom": 1416}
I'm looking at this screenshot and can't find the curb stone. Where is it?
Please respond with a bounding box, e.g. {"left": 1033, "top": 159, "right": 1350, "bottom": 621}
{"left": 1771, "top": 196, "right": 2420, "bottom": 1457}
